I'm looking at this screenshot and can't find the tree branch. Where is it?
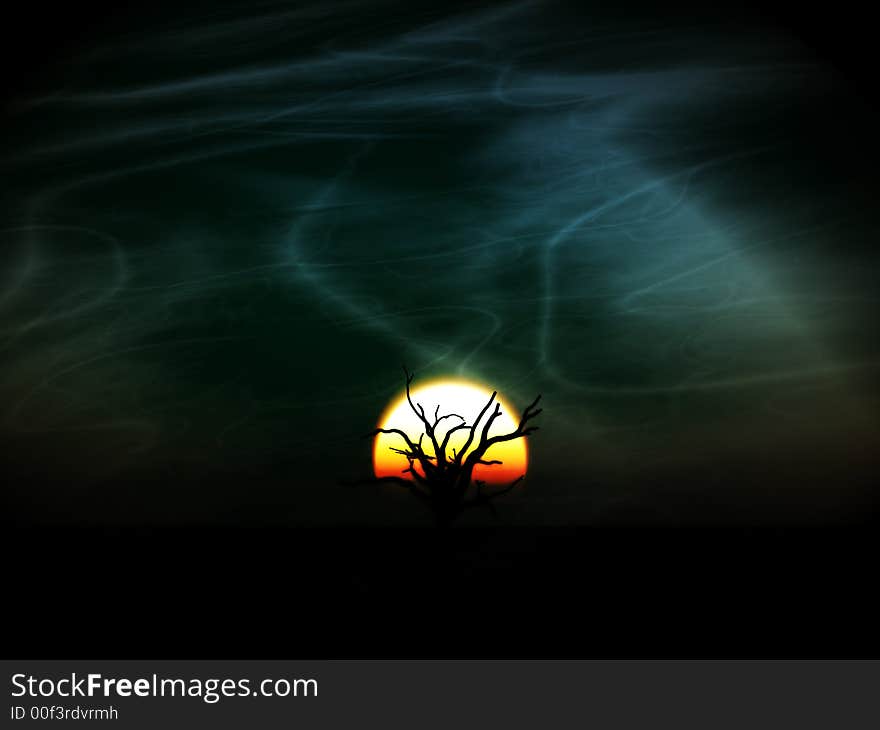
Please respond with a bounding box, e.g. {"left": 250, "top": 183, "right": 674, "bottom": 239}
{"left": 463, "top": 475, "right": 524, "bottom": 510}
{"left": 366, "top": 427, "right": 417, "bottom": 453}
{"left": 479, "top": 402, "right": 503, "bottom": 448}
{"left": 435, "top": 412, "right": 464, "bottom": 427}
{"left": 455, "top": 390, "right": 497, "bottom": 465}
{"left": 403, "top": 365, "right": 444, "bottom": 467}
{"left": 439, "top": 420, "right": 469, "bottom": 457}
{"left": 367, "top": 426, "right": 436, "bottom": 479}
{"left": 468, "top": 394, "right": 542, "bottom": 463}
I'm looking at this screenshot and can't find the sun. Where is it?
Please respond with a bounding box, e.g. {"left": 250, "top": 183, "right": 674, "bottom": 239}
{"left": 373, "top": 378, "right": 528, "bottom": 485}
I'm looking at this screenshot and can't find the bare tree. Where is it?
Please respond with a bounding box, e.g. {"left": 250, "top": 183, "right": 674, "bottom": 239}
{"left": 363, "top": 368, "right": 541, "bottom": 525}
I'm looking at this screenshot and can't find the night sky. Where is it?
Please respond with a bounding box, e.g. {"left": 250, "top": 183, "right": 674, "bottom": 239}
{"left": 3, "top": 0, "right": 879, "bottom": 526}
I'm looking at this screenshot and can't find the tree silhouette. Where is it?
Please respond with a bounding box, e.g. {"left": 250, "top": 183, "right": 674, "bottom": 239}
{"left": 364, "top": 368, "right": 541, "bottom": 525}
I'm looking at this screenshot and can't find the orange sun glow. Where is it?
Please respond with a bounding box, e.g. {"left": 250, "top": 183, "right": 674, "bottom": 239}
{"left": 373, "top": 378, "right": 528, "bottom": 485}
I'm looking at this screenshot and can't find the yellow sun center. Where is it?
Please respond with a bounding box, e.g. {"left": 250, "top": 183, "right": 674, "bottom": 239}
{"left": 373, "top": 379, "right": 528, "bottom": 485}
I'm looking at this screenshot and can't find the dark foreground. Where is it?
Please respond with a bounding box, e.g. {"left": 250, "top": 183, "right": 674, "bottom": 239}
{"left": 5, "top": 526, "right": 878, "bottom": 658}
